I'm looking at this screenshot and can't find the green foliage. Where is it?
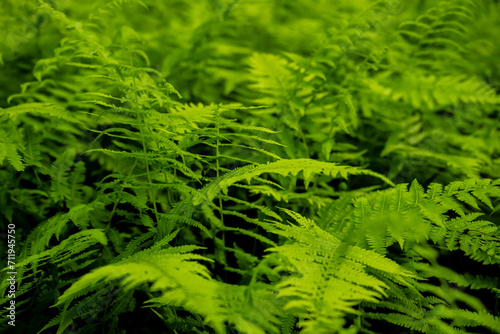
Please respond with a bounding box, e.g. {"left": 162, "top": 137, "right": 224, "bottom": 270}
{"left": 1, "top": 0, "right": 499, "bottom": 333}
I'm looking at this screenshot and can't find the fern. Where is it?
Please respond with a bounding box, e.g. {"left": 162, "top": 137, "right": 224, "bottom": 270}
{"left": 51, "top": 246, "right": 283, "bottom": 334}
{"left": 1, "top": 0, "right": 499, "bottom": 333}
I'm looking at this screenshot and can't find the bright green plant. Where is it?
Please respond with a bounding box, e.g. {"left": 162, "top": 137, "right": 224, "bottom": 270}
{"left": 1, "top": 0, "right": 499, "bottom": 333}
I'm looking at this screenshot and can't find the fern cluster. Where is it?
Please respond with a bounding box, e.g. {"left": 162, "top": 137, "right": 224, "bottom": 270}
{"left": 1, "top": 0, "right": 499, "bottom": 333}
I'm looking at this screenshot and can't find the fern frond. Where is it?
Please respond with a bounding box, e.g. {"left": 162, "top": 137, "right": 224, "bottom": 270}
{"left": 265, "top": 209, "right": 417, "bottom": 333}
{"left": 196, "top": 159, "right": 393, "bottom": 205}
{"left": 433, "top": 305, "right": 500, "bottom": 333}
{"left": 14, "top": 229, "right": 107, "bottom": 272}
{"left": 0, "top": 142, "right": 25, "bottom": 171}
{"left": 56, "top": 246, "right": 283, "bottom": 334}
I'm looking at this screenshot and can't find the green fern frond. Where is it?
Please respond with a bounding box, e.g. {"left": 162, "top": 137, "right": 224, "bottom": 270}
{"left": 196, "top": 159, "right": 393, "bottom": 205}
{"left": 432, "top": 305, "right": 500, "bottom": 333}
{"left": 55, "top": 245, "right": 283, "bottom": 334}
{"left": 2, "top": 103, "right": 84, "bottom": 124}
{"left": 14, "top": 229, "right": 107, "bottom": 273}
{"left": 265, "top": 209, "right": 417, "bottom": 333}
{"left": 0, "top": 142, "right": 25, "bottom": 171}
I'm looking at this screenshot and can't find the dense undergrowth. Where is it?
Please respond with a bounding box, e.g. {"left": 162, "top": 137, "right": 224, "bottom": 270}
{"left": 1, "top": 0, "right": 500, "bottom": 333}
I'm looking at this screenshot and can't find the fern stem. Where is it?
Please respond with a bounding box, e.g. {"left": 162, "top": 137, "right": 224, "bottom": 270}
{"left": 105, "top": 160, "right": 137, "bottom": 231}
{"left": 139, "top": 120, "right": 160, "bottom": 224}
{"left": 215, "top": 106, "right": 227, "bottom": 275}
{"left": 298, "top": 126, "right": 310, "bottom": 158}
{"left": 128, "top": 49, "right": 160, "bottom": 225}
